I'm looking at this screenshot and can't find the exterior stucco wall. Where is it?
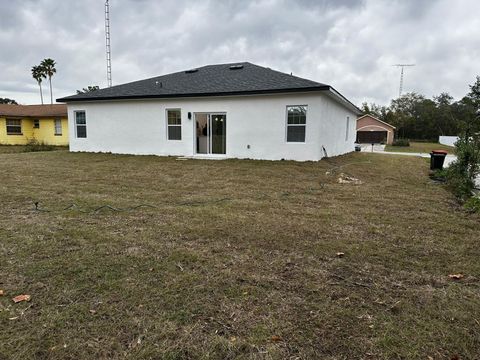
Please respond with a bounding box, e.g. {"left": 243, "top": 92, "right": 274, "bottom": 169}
{"left": 0, "top": 117, "right": 34, "bottom": 145}
{"left": 356, "top": 116, "right": 395, "bottom": 145}
{"left": 0, "top": 117, "right": 69, "bottom": 145}
{"left": 67, "top": 93, "right": 357, "bottom": 161}
{"left": 32, "top": 118, "right": 69, "bottom": 145}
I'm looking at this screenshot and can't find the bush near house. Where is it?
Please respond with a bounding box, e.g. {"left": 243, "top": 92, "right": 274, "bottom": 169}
{"left": 391, "top": 138, "right": 410, "bottom": 146}
{"left": 445, "top": 133, "right": 480, "bottom": 202}
{"left": 443, "top": 79, "right": 480, "bottom": 209}
{"left": 24, "top": 139, "right": 56, "bottom": 152}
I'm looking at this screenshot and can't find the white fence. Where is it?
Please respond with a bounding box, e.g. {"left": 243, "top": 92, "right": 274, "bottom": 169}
{"left": 439, "top": 136, "right": 458, "bottom": 147}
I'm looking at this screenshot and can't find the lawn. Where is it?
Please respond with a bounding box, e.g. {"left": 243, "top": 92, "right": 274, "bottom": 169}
{"left": 0, "top": 151, "right": 479, "bottom": 359}
{"left": 0, "top": 145, "right": 29, "bottom": 153}
{"left": 0, "top": 145, "right": 68, "bottom": 154}
{"left": 385, "top": 141, "right": 454, "bottom": 153}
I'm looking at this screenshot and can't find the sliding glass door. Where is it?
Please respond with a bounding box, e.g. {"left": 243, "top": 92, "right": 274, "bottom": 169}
{"left": 195, "top": 113, "right": 226, "bottom": 155}
{"left": 210, "top": 114, "right": 226, "bottom": 154}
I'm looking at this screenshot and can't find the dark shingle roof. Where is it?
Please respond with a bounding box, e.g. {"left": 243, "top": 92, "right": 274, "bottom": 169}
{"left": 57, "top": 62, "right": 330, "bottom": 102}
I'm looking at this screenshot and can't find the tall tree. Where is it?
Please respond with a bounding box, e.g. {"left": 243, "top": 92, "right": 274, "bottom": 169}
{"left": 0, "top": 98, "right": 18, "bottom": 104}
{"left": 389, "top": 92, "right": 425, "bottom": 138}
{"left": 433, "top": 93, "right": 458, "bottom": 136}
{"left": 40, "top": 58, "right": 56, "bottom": 104}
{"left": 360, "top": 102, "right": 389, "bottom": 121}
{"left": 76, "top": 85, "right": 100, "bottom": 94}
{"left": 31, "top": 65, "right": 46, "bottom": 105}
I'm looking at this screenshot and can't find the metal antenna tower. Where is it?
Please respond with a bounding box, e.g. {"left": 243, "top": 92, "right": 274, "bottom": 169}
{"left": 393, "top": 64, "right": 415, "bottom": 97}
{"left": 105, "top": 0, "right": 112, "bottom": 87}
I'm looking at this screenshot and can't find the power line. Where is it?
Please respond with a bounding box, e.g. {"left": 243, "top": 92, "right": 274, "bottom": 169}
{"left": 393, "top": 64, "right": 415, "bottom": 97}
{"left": 105, "top": 0, "right": 112, "bottom": 87}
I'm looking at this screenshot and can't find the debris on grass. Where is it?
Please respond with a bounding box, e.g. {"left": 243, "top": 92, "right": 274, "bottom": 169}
{"left": 0, "top": 289, "right": 4, "bottom": 296}
{"left": 12, "top": 294, "right": 31, "bottom": 303}
{"left": 175, "top": 263, "right": 184, "bottom": 272}
{"left": 336, "top": 252, "right": 345, "bottom": 258}
{"left": 448, "top": 274, "right": 464, "bottom": 280}
{"left": 337, "top": 173, "right": 363, "bottom": 185}
{"left": 270, "top": 335, "right": 282, "bottom": 342}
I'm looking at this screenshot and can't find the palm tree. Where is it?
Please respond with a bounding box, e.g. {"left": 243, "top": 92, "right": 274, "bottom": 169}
{"left": 31, "top": 65, "right": 46, "bottom": 104}
{"left": 40, "top": 58, "right": 56, "bottom": 104}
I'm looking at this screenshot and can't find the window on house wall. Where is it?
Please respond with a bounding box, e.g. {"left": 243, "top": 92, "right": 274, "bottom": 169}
{"left": 54, "top": 119, "right": 62, "bottom": 135}
{"left": 286, "top": 105, "right": 307, "bottom": 142}
{"left": 167, "top": 109, "right": 181, "bottom": 140}
{"left": 75, "top": 111, "right": 87, "bottom": 138}
{"left": 345, "top": 116, "right": 350, "bottom": 141}
{"left": 33, "top": 119, "right": 40, "bottom": 129}
{"left": 6, "top": 119, "right": 22, "bottom": 135}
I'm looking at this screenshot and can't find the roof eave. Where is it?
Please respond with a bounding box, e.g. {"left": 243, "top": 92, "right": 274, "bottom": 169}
{"left": 56, "top": 86, "right": 330, "bottom": 103}
{"left": 324, "top": 87, "right": 363, "bottom": 115}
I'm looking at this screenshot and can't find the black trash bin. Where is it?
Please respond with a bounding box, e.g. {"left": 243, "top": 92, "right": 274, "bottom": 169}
{"left": 430, "top": 150, "right": 448, "bottom": 170}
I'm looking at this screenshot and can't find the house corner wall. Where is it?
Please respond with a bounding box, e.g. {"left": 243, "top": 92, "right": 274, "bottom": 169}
{"left": 66, "top": 93, "right": 357, "bottom": 161}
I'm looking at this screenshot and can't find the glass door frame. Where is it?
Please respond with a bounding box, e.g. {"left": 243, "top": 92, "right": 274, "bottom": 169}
{"left": 193, "top": 112, "right": 227, "bottom": 156}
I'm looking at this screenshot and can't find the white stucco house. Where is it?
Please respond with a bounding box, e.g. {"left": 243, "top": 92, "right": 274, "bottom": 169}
{"left": 57, "top": 62, "right": 361, "bottom": 161}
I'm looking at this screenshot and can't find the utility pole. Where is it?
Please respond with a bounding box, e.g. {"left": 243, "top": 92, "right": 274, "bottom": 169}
{"left": 393, "top": 64, "right": 415, "bottom": 97}
{"left": 105, "top": 0, "right": 112, "bottom": 87}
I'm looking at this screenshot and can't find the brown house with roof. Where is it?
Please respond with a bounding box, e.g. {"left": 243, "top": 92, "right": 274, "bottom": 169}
{"left": 356, "top": 114, "right": 396, "bottom": 145}
{"left": 0, "top": 104, "right": 68, "bottom": 145}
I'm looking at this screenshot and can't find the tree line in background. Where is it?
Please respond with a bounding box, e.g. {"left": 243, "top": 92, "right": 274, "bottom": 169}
{"left": 361, "top": 76, "right": 480, "bottom": 140}
{"left": 31, "top": 58, "right": 56, "bottom": 105}
{"left": 0, "top": 98, "right": 18, "bottom": 104}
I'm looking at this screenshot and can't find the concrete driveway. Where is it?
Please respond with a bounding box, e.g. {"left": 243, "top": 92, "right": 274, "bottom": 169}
{"left": 359, "top": 144, "right": 386, "bottom": 152}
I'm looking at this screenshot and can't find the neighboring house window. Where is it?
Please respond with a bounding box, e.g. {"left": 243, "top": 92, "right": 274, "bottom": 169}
{"left": 345, "top": 116, "right": 350, "bottom": 141}
{"left": 6, "top": 119, "right": 22, "bottom": 135}
{"left": 286, "top": 105, "right": 307, "bottom": 142}
{"left": 75, "top": 111, "right": 87, "bottom": 138}
{"left": 33, "top": 119, "right": 40, "bottom": 129}
{"left": 167, "top": 109, "right": 181, "bottom": 140}
{"left": 54, "top": 119, "right": 62, "bottom": 135}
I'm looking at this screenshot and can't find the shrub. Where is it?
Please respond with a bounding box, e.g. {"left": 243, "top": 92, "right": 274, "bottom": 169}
{"left": 464, "top": 196, "right": 480, "bottom": 213}
{"left": 392, "top": 138, "right": 410, "bottom": 146}
{"left": 430, "top": 168, "right": 448, "bottom": 182}
{"left": 24, "top": 140, "right": 55, "bottom": 152}
{"left": 445, "top": 133, "right": 480, "bottom": 200}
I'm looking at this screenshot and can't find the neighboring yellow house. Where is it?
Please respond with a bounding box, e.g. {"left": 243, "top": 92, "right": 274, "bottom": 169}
{"left": 0, "top": 104, "right": 68, "bottom": 145}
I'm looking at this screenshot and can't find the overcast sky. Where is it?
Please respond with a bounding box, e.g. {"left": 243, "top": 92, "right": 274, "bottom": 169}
{"left": 1, "top": 0, "right": 479, "bottom": 106}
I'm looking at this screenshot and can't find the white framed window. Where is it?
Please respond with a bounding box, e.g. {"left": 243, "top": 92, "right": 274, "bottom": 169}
{"left": 345, "top": 116, "right": 350, "bottom": 141}
{"left": 286, "top": 105, "right": 307, "bottom": 143}
{"left": 167, "top": 109, "right": 181, "bottom": 140}
{"left": 75, "top": 111, "right": 87, "bottom": 138}
{"left": 54, "top": 118, "right": 62, "bottom": 136}
{"left": 6, "top": 119, "right": 22, "bottom": 135}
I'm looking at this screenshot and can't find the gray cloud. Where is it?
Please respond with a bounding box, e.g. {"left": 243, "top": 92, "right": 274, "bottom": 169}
{"left": 0, "top": 0, "right": 478, "bottom": 105}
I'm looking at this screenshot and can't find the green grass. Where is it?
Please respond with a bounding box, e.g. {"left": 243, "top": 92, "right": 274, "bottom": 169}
{"left": 386, "top": 141, "right": 454, "bottom": 153}
{"left": 0, "top": 151, "right": 479, "bottom": 359}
